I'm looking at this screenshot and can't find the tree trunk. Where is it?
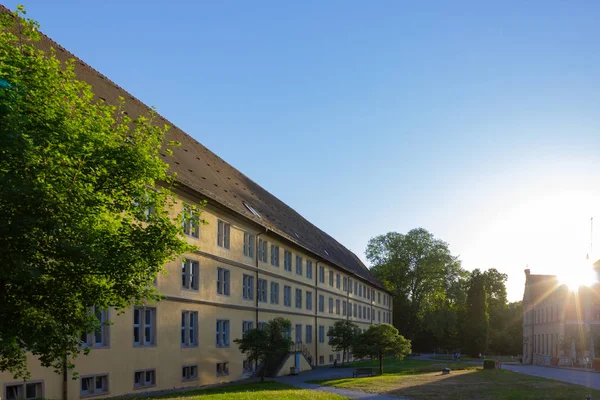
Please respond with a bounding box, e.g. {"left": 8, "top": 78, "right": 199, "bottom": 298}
{"left": 342, "top": 349, "right": 346, "bottom": 366}
{"left": 379, "top": 354, "right": 383, "bottom": 375}
{"left": 261, "top": 359, "right": 266, "bottom": 382}
{"left": 62, "top": 353, "right": 68, "bottom": 400}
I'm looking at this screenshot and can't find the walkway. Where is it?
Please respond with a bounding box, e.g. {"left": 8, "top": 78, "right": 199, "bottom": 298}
{"left": 502, "top": 364, "right": 600, "bottom": 390}
{"left": 275, "top": 367, "right": 407, "bottom": 400}
{"left": 417, "top": 353, "right": 600, "bottom": 391}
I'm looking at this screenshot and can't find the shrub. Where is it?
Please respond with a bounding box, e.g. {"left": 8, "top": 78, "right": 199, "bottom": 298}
{"left": 483, "top": 360, "right": 496, "bottom": 370}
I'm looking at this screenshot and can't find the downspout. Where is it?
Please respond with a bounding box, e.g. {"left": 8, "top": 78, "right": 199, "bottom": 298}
{"left": 346, "top": 277, "right": 350, "bottom": 321}
{"left": 314, "top": 261, "right": 321, "bottom": 367}
{"left": 255, "top": 228, "right": 268, "bottom": 327}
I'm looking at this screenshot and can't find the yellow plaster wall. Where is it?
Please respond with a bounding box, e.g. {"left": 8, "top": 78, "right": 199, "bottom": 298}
{"left": 1, "top": 195, "right": 392, "bottom": 399}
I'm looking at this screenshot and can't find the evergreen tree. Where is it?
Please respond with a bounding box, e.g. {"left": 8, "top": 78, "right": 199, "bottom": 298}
{"left": 464, "top": 270, "right": 490, "bottom": 357}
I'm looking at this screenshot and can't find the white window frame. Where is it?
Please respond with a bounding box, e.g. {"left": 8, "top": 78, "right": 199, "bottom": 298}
{"left": 217, "top": 267, "right": 230, "bottom": 296}
{"left": 242, "top": 274, "right": 254, "bottom": 300}
{"left": 270, "top": 244, "right": 280, "bottom": 267}
{"left": 182, "top": 259, "right": 200, "bottom": 290}
{"left": 133, "top": 369, "right": 156, "bottom": 389}
{"left": 181, "top": 311, "right": 198, "bottom": 347}
{"left": 242, "top": 320, "right": 254, "bottom": 336}
{"left": 295, "top": 288, "right": 302, "bottom": 309}
{"left": 216, "top": 362, "right": 229, "bottom": 376}
{"left": 182, "top": 365, "right": 198, "bottom": 381}
{"left": 133, "top": 307, "right": 156, "bottom": 346}
{"left": 5, "top": 381, "right": 43, "bottom": 400}
{"left": 217, "top": 220, "right": 231, "bottom": 249}
{"left": 216, "top": 319, "right": 230, "bottom": 348}
{"left": 258, "top": 278, "right": 268, "bottom": 303}
{"left": 270, "top": 281, "right": 279, "bottom": 304}
{"left": 296, "top": 255, "right": 303, "bottom": 275}
{"left": 81, "top": 307, "right": 109, "bottom": 348}
{"left": 306, "top": 291, "right": 312, "bottom": 311}
{"left": 284, "top": 285, "right": 292, "bottom": 307}
{"left": 284, "top": 250, "right": 292, "bottom": 271}
{"left": 318, "top": 325, "right": 325, "bottom": 343}
{"left": 182, "top": 205, "right": 199, "bottom": 238}
{"left": 305, "top": 324, "right": 312, "bottom": 344}
{"left": 80, "top": 374, "right": 108, "bottom": 397}
{"left": 243, "top": 232, "right": 255, "bottom": 258}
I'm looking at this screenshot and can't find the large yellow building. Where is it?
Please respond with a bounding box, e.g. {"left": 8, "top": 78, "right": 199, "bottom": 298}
{"left": 0, "top": 15, "right": 393, "bottom": 400}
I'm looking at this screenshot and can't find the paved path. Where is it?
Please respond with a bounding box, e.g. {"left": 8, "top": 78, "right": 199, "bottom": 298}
{"left": 502, "top": 364, "right": 600, "bottom": 390}
{"left": 418, "top": 353, "right": 600, "bottom": 390}
{"left": 275, "top": 367, "right": 407, "bottom": 400}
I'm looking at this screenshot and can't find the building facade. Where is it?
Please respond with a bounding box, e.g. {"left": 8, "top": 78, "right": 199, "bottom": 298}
{"left": 522, "top": 268, "right": 599, "bottom": 367}
{"left": 0, "top": 10, "right": 393, "bottom": 400}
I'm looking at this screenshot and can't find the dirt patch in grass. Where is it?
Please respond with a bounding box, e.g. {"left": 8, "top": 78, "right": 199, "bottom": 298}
{"left": 319, "top": 369, "right": 600, "bottom": 400}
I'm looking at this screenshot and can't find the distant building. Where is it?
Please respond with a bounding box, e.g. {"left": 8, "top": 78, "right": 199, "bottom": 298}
{"left": 522, "top": 266, "right": 600, "bottom": 367}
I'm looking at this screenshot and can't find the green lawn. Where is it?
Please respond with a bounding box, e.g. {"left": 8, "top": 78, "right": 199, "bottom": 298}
{"left": 314, "top": 360, "right": 600, "bottom": 400}
{"left": 336, "top": 358, "right": 478, "bottom": 374}
{"left": 139, "top": 381, "right": 346, "bottom": 400}
{"left": 430, "top": 354, "right": 519, "bottom": 363}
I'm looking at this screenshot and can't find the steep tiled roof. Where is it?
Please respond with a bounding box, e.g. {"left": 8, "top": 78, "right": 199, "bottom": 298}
{"left": 6, "top": 6, "right": 388, "bottom": 291}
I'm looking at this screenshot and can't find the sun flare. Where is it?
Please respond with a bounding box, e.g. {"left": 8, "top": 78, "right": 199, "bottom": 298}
{"left": 558, "top": 262, "right": 598, "bottom": 291}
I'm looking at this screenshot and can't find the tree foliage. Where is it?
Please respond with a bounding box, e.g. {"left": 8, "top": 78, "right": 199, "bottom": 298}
{"left": 327, "top": 320, "right": 359, "bottom": 365}
{"left": 233, "top": 328, "right": 268, "bottom": 381}
{"left": 366, "top": 228, "right": 462, "bottom": 340}
{"left": 464, "top": 270, "right": 490, "bottom": 357}
{"left": 235, "top": 317, "right": 293, "bottom": 381}
{"left": 352, "top": 324, "right": 411, "bottom": 375}
{"left": 0, "top": 7, "right": 198, "bottom": 378}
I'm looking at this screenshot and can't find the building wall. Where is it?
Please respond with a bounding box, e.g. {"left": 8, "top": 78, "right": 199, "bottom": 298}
{"left": 0, "top": 191, "right": 392, "bottom": 400}
{"left": 522, "top": 271, "right": 600, "bottom": 366}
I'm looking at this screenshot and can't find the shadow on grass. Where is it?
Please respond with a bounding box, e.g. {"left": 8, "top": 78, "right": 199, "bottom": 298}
{"left": 138, "top": 381, "right": 291, "bottom": 400}
{"left": 315, "top": 368, "right": 600, "bottom": 400}
{"left": 333, "top": 358, "right": 478, "bottom": 374}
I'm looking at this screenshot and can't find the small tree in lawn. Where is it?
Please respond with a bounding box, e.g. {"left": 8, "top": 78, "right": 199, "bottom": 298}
{"left": 328, "top": 320, "right": 359, "bottom": 365}
{"left": 234, "top": 328, "right": 268, "bottom": 381}
{"left": 234, "top": 317, "right": 293, "bottom": 381}
{"left": 352, "top": 324, "right": 411, "bottom": 375}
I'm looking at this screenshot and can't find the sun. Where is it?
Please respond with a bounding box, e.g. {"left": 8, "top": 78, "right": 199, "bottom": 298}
{"left": 559, "top": 262, "right": 598, "bottom": 291}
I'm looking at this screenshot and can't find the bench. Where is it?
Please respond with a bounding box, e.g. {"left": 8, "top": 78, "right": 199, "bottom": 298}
{"left": 353, "top": 367, "right": 373, "bottom": 378}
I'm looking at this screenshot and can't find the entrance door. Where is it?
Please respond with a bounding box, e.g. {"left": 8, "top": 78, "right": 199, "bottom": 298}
{"left": 295, "top": 324, "right": 302, "bottom": 344}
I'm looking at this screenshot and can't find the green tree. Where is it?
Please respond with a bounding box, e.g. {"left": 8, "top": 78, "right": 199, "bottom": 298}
{"left": 327, "top": 320, "right": 359, "bottom": 365}
{"left": 0, "top": 8, "right": 198, "bottom": 378}
{"left": 234, "top": 328, "right": 269, "bottom": 381}
{"left": 464, "top": 270, "right": 490, "bottom": 357}
{"left": 352, "top": 324, "right": 411, "bottom": 375}
{"left": 366, "top": 228, "right": 463, "bottom": 341}
{"left": 235, "top": 317, "right": 293, "bottom": 381}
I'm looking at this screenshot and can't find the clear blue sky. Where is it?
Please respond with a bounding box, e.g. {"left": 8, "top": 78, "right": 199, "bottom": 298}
{"left": 7, "top": 1, "right": 600, "bottom": 301}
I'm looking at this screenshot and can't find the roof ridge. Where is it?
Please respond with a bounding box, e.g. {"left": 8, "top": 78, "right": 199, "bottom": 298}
{"left": 5, "top": 4, "right": 388, "bottom": 291}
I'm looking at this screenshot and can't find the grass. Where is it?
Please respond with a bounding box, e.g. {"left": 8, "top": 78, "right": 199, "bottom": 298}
{"left": 138, "top": 381, "right": 346, "bottom": 400}
{"left": 334, "top": 358, "right": 479, "bottom": 374}
{"left": 430, "top": 354, "right": 519, "bottom": 362}
{"left": 314, "top": 359, "right": 600, "bottom": 399}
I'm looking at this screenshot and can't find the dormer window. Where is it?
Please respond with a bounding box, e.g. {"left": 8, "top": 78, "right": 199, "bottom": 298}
{"left": 243, "top": 201, "right": 261, "bottom": 218}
